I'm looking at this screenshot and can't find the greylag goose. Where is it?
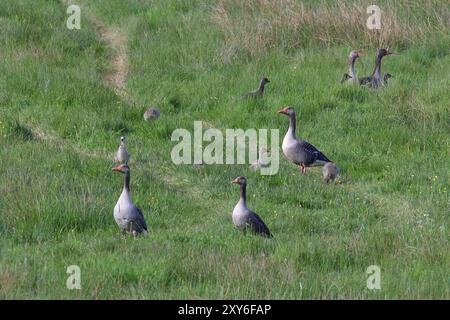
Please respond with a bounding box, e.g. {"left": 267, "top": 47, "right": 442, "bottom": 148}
{"left": 359, "top": 48, "right": 393, "bottom": 88}
{"left": 383, "top": 73, "right": 393, "bottom": 85}
{"left": 340, "top": 50, "right": 362, "bottom": 84}
{"left": 231, "top": 176, "right": 272, "bottom": 238}
{"left": 114, "top": 136, "right": 130, "bottom": 164}
{"left": 249, "top": 147, "right": 270, "bottom": 171}
{"left": 144, "top": 107, "right": 160, "bottom": 121}
{"left": 278, "top": 106, "right": 331, "bottom": 174}
{"left": 242, "top": 78, "right": 270, "bottom": 99}
{"left": 112, "top": 164, "right": 148, "bottom": 237}
{"left": 322, "top": 162, "right": 339, "bottom": 184}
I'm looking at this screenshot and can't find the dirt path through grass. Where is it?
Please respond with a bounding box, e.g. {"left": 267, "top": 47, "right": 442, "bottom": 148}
{"left": 91, "top": 18, "right": 129, "bottom": 91}
{"left": 62, "top": 0, "right": 135, "bottom": 103}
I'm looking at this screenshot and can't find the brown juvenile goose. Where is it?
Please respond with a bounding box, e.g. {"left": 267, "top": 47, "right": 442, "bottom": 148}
{"left": 242, "top": 78, "right": 270, "bottom": 99}
{"left": 231, "top": 176, "right": 272, "bottom": 238}
{"left": 112, "top": 164, "right": 148, "bottom": 238}
{"left": 340, "top": 50, "right": 362, "bottom": 84}
{"left": 278, "top": 106, "right": 332, "bottom": 174}
{"left": 359, "top": 48, "right": 393, "bottom": 88}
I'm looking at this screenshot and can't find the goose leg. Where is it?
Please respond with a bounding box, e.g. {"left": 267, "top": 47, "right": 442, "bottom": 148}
{"left": 301, "top": 164, "right": 307, "bottom": 174}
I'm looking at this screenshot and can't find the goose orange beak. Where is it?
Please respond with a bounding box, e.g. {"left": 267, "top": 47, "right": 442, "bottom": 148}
{"left": 112, "top": 165, "right": 123, "bottom": 172}
{"left": 278, "top": 107, "right": 289, "bottom": 114}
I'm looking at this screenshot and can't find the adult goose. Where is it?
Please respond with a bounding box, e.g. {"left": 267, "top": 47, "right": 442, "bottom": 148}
{"left": 359, "top": 48, "right": 393, "bottom": 88}
{"left": 340, "top": 50, "right": 362, "bottom": 84}
{"left": 114, "top": 136, "right": 130, "bottom": 164}
{"left": 278, "top": 106, "right": 331, "bottom": 174}
{"left": 242, "top": 78, "right": 270, "bottom": 99}
{"left": 231, "top": 176, "right": 273, "bottom": 238}
{"left": 112, "top": 164, "right": 148, "bottom": 237}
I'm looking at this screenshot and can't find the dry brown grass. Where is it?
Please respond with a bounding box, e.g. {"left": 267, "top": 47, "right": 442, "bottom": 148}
{"left": 0, "top": 267, "right": 18, "bottom": 298}
{"left": 211, "top": 0, "right": 450, "bottom": 60}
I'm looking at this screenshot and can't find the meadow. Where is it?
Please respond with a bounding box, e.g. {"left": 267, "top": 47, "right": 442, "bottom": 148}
{"left": 0, "top": 0, "right": 449, "bottom": 299}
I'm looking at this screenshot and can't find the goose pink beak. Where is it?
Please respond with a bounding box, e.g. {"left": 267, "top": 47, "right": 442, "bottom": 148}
{"left": 112, "top": 165, "right": 123, "bottom": 172}
{"left": 277, "top": 107, "right": 289, "bottom": 114}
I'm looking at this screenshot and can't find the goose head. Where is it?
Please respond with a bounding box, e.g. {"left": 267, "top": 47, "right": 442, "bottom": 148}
{"left": 378, "top": 48, "right": 393, "bottom": 58}
{"left": 112, "top": 164, "right": 130, "bottom": 174}
{"left": 261, "top": 77, "right": 270, "bottom": 85}
{"left": 120, "top": 136, "right": 126, "bottom": 144}
{"left": 277, "top": 106, "right": 295, "bottom": 116}
{"left": 341, "top": 73, "right": 352, "bottom": 82}
{"left": 349, "top": 50, "right": 362, "bottom": 60}
{"left": 231, "top": 176, "right": 247, "bottom": 186}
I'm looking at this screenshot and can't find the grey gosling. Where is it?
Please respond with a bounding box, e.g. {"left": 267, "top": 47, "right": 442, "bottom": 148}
{"left": 242, "top": 78, "right": 270, "bottom": 99}
{"left": 114, "top": 136, "right": 130, "bottom": 164}
{"left": 144, "top": 107, "right": 161, "bottom": 121}
{"left": 322, "top": 162, "right": 339, "bottom": 184}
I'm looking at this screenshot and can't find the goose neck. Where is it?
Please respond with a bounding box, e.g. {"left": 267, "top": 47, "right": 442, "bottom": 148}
{"left": 287, "top": 112, "right": 296, "bottom": 138}
{"left": 124, "top": 171, "right": 130, "bottom": 191}
{"left": 258, "top": 81, "right": 266, "bottom": 94}
{"left": 348, "top": 56, "right": 356, "bottom": 78}
{"left": 239, "top": 182, "right": 247, "bottom": 205}
{"left": 372, "top": 54, "right": 383, "bottom": 79}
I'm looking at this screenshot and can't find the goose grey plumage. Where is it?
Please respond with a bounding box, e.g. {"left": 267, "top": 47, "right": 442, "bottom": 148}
{"left": 231, "top": 176, "right": 272, "bottom": 238}
{"left": 322, "top": 162, "right": 339, "bottom": 184}
{"left": 340, "top": 50, "right": 362, "bottom": 84}
{"left": 144, "top": 107, "right": 160, "bottom": 121}
{"left": 359, "top": 48, "right": 393, "bottom": 88}
{"left": 114, "top": 136, "right": 130, "bottom": 164}
{"left": 242, "top": 78, "right": 270, "bottom": 99}
{"left": 278, "top": 106, "right": 331, "bottom": 174}
{"left": 112, "top": 164, "right": 148, "bottom": 237}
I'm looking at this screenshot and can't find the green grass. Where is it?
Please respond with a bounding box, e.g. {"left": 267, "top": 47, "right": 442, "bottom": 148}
{"left": 0, "top": 0, "right": 449, "bottom": 299}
